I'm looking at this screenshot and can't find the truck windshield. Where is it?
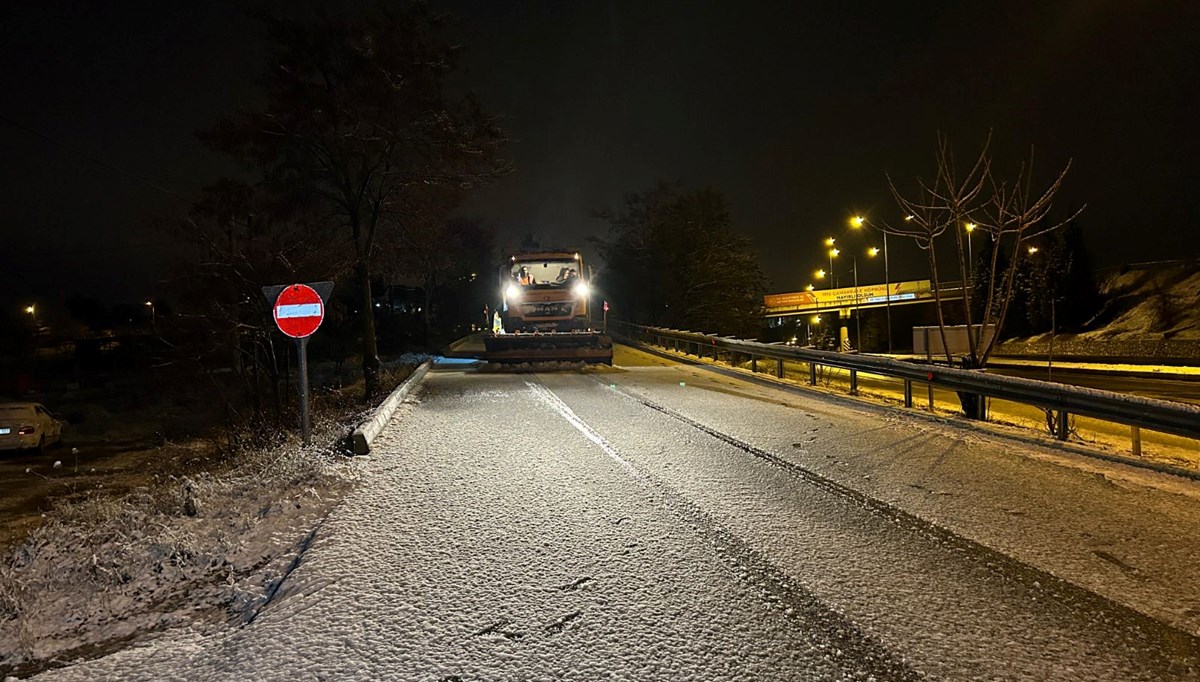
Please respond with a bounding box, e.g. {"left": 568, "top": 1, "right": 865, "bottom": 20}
{"left": 510, "top": 260, "right": 580, "bottom": 287}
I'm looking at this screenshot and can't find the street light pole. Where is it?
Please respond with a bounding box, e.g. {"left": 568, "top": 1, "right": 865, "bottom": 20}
{"left": 857, "top": 215, "right": 894, "bottom": 354}
{"left": 852, "top": 255, "right": 860, "bottom": 351}
{"left": 825, "top": 237, "right": 837, "bottom": 290}
{"left": 965, "top": 223, "right": 976, "bottom": 283}
{"left": 883, "top": 231, "right": 892, "bottom": 354}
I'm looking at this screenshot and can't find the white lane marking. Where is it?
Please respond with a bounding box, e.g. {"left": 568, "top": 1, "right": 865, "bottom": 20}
{"left": 526, "top": 380, "right": 641, "bottom": 478}
{"left": 276, "top": 303, "right": 323, "bottom": 318}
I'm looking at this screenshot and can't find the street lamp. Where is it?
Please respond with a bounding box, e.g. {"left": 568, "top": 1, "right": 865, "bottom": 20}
{"left": 145, "top": 300, "right": 156, "bottom": 327}
{"left": 24, "top": 305, "right": 35, "bottom": 315}
{"left": 965, "top": 222, "right": 976, "bottom": 281}
{"left": 808, "top": 314, "right": 821, "bottom": 346}
{"left": 849, "top": 254, "right": 860, "bottom": 350}
{"left": 852, "top": 215, "right": 893, "bottom": 354}
{"left": 1027, "top": 245, "right": 1039, "bottom": 255}
{"left": 828, "top": 247, "right": 839, "bottom": 289}
{"left": 805, "top": 284, "right": 815, "bottom": 291}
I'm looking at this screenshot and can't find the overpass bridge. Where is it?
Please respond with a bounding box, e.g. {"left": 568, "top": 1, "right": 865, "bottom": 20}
{"left": 764, "top": 279, "right": 966, "bottom": 349}
{"left": 763, "top": 279, "right": 965, "bottom": 317}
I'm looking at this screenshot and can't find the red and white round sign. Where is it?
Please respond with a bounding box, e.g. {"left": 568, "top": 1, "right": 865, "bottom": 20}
{"left": 273, "top": 284, "right": 325, "bottom": 338}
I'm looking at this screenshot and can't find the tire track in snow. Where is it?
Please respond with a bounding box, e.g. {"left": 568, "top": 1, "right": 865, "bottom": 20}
{"left": 593, "top": 376, "right": 1200, "bottom": 669}
{"left": 526, "top": 377, "right": 923, "bottom": 682}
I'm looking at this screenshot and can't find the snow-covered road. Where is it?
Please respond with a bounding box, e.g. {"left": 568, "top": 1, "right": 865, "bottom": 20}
{"left": 38, "top": 347, "right": 1200, "bottom": 680}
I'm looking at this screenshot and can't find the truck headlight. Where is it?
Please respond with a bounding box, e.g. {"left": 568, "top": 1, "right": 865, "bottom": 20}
{"left": 572, "top": 282, "right": 590, "bottom": 298}
{"left": 505, "top": 283, "right": 521, "bottom": 300}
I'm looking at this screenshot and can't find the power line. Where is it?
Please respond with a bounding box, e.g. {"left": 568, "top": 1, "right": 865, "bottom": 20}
{"left": 0, "top": 113, "right": 193, "bottom": 203}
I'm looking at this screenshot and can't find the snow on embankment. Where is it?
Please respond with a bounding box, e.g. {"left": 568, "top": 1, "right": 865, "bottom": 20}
{"left": 998, "top": 263, "right": 1200, "bottom": 359}
{"left": 0, "top": 431, "right": 361, "bottom": 679}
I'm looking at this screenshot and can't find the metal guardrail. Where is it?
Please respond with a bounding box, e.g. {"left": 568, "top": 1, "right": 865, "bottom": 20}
{"left": 613, "top": 322, "right": 1200, "bottom": 452}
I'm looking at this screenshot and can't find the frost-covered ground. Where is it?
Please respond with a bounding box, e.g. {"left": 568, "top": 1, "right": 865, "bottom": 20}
{"left": 29, "top": 348, "right": 1200, "bottom": 680}
{"left": 0, "top": 425, "right": 363, "bottom": 679}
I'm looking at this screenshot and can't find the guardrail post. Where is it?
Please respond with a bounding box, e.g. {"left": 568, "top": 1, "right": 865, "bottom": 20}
{"left": 849, "top": 369, "right": 858, "bottom": 395}
{"left": 1131, "top": 425, "right": 1142, "bottom": 456}
{"left": 1056, "top": 411, "right": 1069, "bottom": 441}
{"left": 751, "top": 355, "right": 758, "bottom": 373}
{"left": 776, "top": 358, "right": 784, "bottom": 378}
{"left": 927, "top": 382, "right": 934, "bottom": 411}
{"left": 903, "top": 380, "right": 913, "bottom": 408}
{"left": 809, "top": 363, "right": 817, "bottom": 386}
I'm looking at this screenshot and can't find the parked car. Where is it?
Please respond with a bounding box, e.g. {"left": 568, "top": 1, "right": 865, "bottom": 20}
{"left": 0, "top": 402, "right": 64, "bottom": 453}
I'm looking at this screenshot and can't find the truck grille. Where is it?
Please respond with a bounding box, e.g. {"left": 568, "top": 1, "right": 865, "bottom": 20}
{"left": 523, "top": 302, "right": 575, "bottom": 318}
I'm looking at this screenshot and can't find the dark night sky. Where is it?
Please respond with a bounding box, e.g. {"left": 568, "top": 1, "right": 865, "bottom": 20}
{"left": 3, "top": 1, "right": 1198, "bottom": 312}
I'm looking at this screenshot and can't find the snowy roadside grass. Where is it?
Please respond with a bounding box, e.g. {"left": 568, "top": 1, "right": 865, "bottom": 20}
{"left": 0, "top": 361, "right": 417, "bottom": 679}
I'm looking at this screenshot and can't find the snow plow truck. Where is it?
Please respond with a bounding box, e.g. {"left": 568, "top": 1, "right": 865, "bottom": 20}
{"left": 483, "top": 250, "right": 613, "bottom": 364}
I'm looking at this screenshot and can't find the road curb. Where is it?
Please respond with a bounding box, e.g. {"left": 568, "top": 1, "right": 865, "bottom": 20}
{"left": 350, "top": 359, "right": 432, "bottom": 455}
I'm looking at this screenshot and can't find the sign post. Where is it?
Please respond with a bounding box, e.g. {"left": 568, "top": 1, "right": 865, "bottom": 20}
{"left": 263, "top": 282, "right": 333, "bottom": 446}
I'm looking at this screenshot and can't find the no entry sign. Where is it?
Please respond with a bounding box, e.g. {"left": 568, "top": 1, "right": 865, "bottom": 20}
{"left": 272, "top": 283, "right": 325, "bottom": 338}
{"left": 261, "top": 281, "right": 333, "bottom": 447}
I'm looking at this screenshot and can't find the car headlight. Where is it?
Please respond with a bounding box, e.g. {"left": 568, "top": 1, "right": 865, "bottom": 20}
{"left": 505, "top": 283, "right": 521, "bottom": 300}
{"left": 572, "top": 282, "right": 590, "bottom": 298}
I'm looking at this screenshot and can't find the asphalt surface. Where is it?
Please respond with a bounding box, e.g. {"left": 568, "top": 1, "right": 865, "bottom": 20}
{"left": 41, "top": 346, "right": 1200, "bottom": 680}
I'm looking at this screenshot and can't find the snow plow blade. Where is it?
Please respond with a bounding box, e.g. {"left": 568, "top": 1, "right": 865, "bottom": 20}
{"left": 483, "top": 331, "right": 613, "bottom": 364}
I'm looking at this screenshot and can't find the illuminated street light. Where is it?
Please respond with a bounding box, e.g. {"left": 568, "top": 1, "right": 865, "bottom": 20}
{"left": 826, "top": 245, "right": 838, "bottom": 289}
{"left": 1027, "top": 245, "right": 1039, "bottom": 254}
{"left": 964, "top": 222, "right": 976, "bottom": 281}
{"left": 854, "top": 214, "right": 894, "bottom": 354}
{"left": 24, "top": 305, "right": 35, "bottom": 315}
{"left": 807, "top": 314, "right": 822, "bottom": 346}
{"left": 904, "top": 215, "right": 914, "bottom": 222}
{"left": 824, "top": 237, "right": 836, "bottom": 247}
{"left": 849, "top": 253, "right": 861, "bottom": 350}
{"left": 805, "top": 284, "right": 815, "bottom": 291}
{"left": 815, "top": 269, "right": 826, "bottom": 279}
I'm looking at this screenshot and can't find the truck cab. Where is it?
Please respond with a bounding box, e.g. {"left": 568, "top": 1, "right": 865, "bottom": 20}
{"left": 500, "top": 251, "right": 592, "bottom": 333}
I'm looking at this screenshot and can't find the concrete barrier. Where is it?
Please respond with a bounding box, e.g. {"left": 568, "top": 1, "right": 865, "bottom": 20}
{"left": 350, "top": 360, "right": 432, "bottom": 455}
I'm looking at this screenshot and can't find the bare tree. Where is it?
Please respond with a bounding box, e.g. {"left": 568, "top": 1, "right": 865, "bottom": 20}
{"left": 171, "top": 180, "right": 343, "bottom": 448}
{"left": 202, "top": 6, "right": 509, "bottom": 397}
{"left": 881, "top": 134, "right": 1083, "bottom": 368}
{"left": 878, "top": 134, "right": 1083, "bottom": 418}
